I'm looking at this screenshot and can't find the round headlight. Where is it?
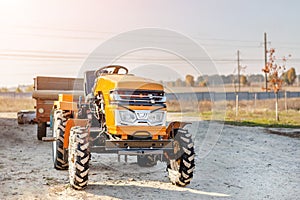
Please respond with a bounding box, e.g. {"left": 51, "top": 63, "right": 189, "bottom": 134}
{"left": 38, "top": 108, "right": 44, "bottom": 114}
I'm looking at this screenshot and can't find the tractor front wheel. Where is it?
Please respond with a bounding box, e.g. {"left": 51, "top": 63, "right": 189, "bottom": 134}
{"left": 68, "top": 126, "right": 90, "bottom": 190}
{"left": 167, "top": 129, "right": 195, "bottom": 186}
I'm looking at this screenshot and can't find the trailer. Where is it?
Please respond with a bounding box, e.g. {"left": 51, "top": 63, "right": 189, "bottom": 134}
{"left": 32, "top": 76, "right": 84, "bottom": 140}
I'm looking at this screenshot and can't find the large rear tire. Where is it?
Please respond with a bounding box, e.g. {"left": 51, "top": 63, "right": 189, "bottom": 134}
{"left": 37, "top": 122, "right": 46, "bottom": 140}
{"left": 68, "top": 126, "right": 90, "bottom": 190}
{"left": 167, "top": 129, "right": 195, "bottom": 186}
{"left": 52, "top": 110, "right": 69, "bottom": 170}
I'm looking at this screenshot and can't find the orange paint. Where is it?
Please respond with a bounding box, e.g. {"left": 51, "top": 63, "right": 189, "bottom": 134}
{"left": 63, "top": 119, "right": 89, "bottom": 149}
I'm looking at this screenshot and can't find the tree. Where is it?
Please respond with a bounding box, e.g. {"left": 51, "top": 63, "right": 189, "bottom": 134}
{"left": 248, "top": 74, "right": 264, "bottom": 83}
{"left": 262, "top": 48, "right": 289, "bottom": 121}
{"left": 0, "top": 87, "right": 8, "bottom": 92}
{"left": 175, "top": 78, "right": 183, "bottom": 87}
{"left": 282, "top": 67, "right": 296, "bottom": 85}
{"left": 286, "top": 67, "right": 296, "bottom": 85}
{"left": 198, "top": 80, "right": 207, "bottom": 87}
{"left": 240, "top": 75, "right": 248, "bottom": 86}
{"left": 25, "top": 85, "right": 34, "bottom": 92}
{"left": 196, "top": 76, "right": 204, "bottom": 86}
{"left": 15, "top": 87, "right": 23, "bottom": 93}
{"left": 185, "top": 75, "right": 195, "bottom": 87}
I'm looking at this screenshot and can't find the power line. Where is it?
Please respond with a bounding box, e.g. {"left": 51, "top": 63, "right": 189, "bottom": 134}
{"left": 11, "top": 25, "right": 300, "bottom": 45}
{"left": 0, "top": 49, "right": 87, "bottom": 55}
{"left": 1, "top": 25, "right": 289, "bottom": 46}
{"left": 2, "top": 25, "right": 300, "bottom": 57}
{"left": 1, "top": 28, "right": 300, "bottom": 54}
{"left": 2, "top": 53, "right": 300, "bottom": 63}
{"left": 12, "top": 25, "right": 115, "bottom": 35}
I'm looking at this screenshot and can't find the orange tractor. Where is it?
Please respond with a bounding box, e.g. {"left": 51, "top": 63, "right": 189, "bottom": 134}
{"left": 46, "top": 65, "right": 195, "bottom": 189}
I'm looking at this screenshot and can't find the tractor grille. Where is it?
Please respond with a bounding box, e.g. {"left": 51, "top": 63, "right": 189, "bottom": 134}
{"left": 110, "top": 90, "right": 166, "bottom": 105}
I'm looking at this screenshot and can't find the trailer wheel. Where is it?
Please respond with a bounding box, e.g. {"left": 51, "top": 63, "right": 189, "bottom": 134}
{"left": 167, "top": 129, "right": 195, "bottom": 186}
{"left": 52, "top": 110, "right": 69, "bottom": 170}
{"left": 17, "top": 113, "right": 24, "bottom": 124}
{"left": 68, "top": 126, "right": 90, "bottom": 190}
{"left": 37, "top": 122, "right": 47, "bottom": 140}
{"left": 137, "top": 155, "right": 157, "bottom": 167}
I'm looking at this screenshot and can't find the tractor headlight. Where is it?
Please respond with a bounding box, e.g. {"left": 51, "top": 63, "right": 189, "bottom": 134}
{"left": 119, "top": 110, "right": 136, "bottom": 123}
{"left": 148, "top": 111, "right": 164, "bottom": 123}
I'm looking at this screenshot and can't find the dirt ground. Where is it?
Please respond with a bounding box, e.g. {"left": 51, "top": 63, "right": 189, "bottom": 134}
{"left": 0, "top": 112, "right": 299, "bottom": 200}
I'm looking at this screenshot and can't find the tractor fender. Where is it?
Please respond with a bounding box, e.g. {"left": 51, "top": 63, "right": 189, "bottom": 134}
{"left": 63, "top": 119, "right": 89, "bottom": 149}
{"left": 165, "top": 121, "right": 191, "bottom": 139}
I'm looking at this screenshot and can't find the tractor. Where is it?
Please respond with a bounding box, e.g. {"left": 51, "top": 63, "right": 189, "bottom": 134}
{"left": 47, "top": 65, "right": 195, "bottom": 189}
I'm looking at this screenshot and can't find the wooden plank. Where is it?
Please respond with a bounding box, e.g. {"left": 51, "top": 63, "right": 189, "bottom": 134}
{"left": 32, "top": 90, "right": 84, "bottom": 100}
{"left": 35, "top": 76, "right": 83, "bottom": 91}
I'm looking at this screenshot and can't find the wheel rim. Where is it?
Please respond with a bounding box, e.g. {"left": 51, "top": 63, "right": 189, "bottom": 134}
{"left": 173, "top": 140, "right": 180, "bottom": 155}
{"left": 168, "top": 159, "right": 181, "bottom": 184}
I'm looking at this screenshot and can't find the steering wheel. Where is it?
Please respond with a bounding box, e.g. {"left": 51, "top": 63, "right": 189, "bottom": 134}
{"left": 95, "top": 65, "right": 129, "bottom": 77}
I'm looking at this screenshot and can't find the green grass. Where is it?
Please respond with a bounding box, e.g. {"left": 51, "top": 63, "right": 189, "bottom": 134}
{"left": 199, "top": 110, "right": 300, "bottom": 128}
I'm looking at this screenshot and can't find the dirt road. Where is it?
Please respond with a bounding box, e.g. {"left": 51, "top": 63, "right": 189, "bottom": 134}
{"left": 0, "top": 112, "right": 299, "bottom": 199}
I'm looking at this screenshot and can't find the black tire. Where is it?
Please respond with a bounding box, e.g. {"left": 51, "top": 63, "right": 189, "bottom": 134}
{"left": 167, "top": 129, "right": 195, "bottom": 186}
{"left": 37, "top": 122, "right": 47, "bottom": 140}
{"left": 17, "top": 114, "right": 24, "bottom": 124}
{"left": 137, "top": 155, "right": 157, "bottom": 167}
{"left": 52, "top": 110, "right": 69, "bottom": 170}
{"left": 68, "top": 126, "right": 90, "bottom": 190}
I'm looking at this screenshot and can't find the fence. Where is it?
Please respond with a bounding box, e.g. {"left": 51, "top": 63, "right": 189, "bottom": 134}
{"left": 166, "top": 91, "right": 300, "bottom": 101}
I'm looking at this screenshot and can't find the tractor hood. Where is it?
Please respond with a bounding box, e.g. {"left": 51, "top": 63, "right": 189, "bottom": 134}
{"left": 93, "top": 74, "right": 164, "bottom": 96}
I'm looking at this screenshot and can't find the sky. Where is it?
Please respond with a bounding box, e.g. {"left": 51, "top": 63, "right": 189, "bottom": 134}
{"left": 0, "top": 0, "right": 299, "bottom": 87}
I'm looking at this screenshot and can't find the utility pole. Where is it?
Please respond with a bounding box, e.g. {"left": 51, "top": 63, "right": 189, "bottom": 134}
{"left": 237, "top": 50, "right": 240, "bottom": 92}
{"left": 235, "top": 50, "right": 241, "bottom": 117}
{"left": 264, "top": 32, "right": 268, "bottom": 92}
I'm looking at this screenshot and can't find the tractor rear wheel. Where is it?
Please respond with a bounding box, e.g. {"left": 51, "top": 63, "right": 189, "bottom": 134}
{"left": 68, "top": 126, "right": 90, "bottom": 190}
{"left": 137, "top": 155, "right": 157, "bottom": 167}
{"left": 167, "top": 129, "right": 195, "bottom": 186}
{"left": 52, "top": 110, "right": 69, "bottom": 170}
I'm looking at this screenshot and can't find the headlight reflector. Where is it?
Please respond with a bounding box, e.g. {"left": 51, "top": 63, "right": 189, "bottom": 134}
{"left": 148, "top": 112, "right": 164, "bottom": 123}
{"left": 119, "top": 110, "right": 136, "bottom": 123}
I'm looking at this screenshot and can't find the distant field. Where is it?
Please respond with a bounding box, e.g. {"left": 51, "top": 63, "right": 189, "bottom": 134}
{"left": 0, "top": 97, "right": 35, "bottom": 112}
{"left": 168, "top": 97, "right": 300, "bottom": 128}
{"left": 200, "top": 110, "right": 300, "bottom": 128}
